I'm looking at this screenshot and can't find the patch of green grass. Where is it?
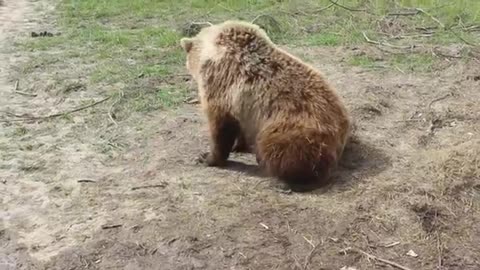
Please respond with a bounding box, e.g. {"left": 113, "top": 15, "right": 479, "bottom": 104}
{"left": 130, "top": 86, "right": 189, "bottom": 112}
{"left": 304, "top": 33, "right": 341, "bottom": 46}
{"left": 90, "top": 63, "right": 136, "bottom": 83}
{"left": 14, "top": 0, "right": 480, "bottom": 121}
{"left": 390, "top": 53, "right": 437, "bottom": 72}
{"left": 140, "top": 65, "right": 173, "bottom": 77}
{"left": 349, "top": 53, "right": 438, "bottom": 72}
{"left": 17, "top": 35, "right": 67, "bottom": 51}
{"left": 349, "top": 55, "right": 378, "bottom": 68}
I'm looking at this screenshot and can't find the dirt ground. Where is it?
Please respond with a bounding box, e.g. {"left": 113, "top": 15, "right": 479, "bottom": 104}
{"left": 1, "top": 1, "right": 479, "bottom": 270}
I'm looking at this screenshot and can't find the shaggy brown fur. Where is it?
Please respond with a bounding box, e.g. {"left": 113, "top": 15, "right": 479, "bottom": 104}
{"left": 180, "top": 21, "right": 350, "bottom": 191}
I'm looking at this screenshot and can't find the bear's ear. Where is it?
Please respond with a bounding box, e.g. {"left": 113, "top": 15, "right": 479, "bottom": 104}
{"left": 180, "top": 38, "right": 194, "bottom": 53}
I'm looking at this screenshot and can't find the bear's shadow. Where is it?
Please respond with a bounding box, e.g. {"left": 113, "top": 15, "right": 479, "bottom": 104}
{"left": 219, "top": 135, "right": 391, "bottom": 192}
{"left": 223, "top": 159, "right": 264, "bottom": 177}
{"left": 333, "top": 136, "right": 391, "bottom": 186}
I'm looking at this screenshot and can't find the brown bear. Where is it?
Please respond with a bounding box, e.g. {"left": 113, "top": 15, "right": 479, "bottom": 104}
{"left": 180, "top": 21, "right": 350, "bottom": 191}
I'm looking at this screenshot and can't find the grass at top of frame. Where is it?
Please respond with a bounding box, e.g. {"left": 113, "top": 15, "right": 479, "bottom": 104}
{"left": 17, "top": 0, "right": 480, "bottom": 114}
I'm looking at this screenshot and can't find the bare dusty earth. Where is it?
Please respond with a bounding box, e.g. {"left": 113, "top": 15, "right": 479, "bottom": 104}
{"left": 1, "top": 1, "right": 479, "bottom": 270}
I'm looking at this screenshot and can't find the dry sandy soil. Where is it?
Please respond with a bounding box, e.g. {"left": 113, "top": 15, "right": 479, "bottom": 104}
{"left": 1, "top": 1, "right": 479, "bottom": 270}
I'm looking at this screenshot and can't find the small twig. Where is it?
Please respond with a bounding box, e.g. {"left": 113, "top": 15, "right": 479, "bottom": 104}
{"left": 14, "top": 90, "right": 38, "bottom": 97}
{"left": 437, "top": 232, "right": 443, "bottom": 269}
{"left": 189, "top": 21, "right": 212, "bottom": 27}
{"left": 303, "top": 241, "right": 319, "bottom": 270}
{"left": 384, "top": 241, "right": 401, "bottom": 248}
{"left": 0, "top": 96, "right": 111, "bottom": 123}
{"left": 416, "top": 8, "right": 445, "bottom": 29}
{"left": 394, "top": 119, "right": 423, "bottom": 123}
{"left": 216, "top": 3, "right": 234, "bottom": 12}
{"left": 428, "top": 93, "right": 452, "bottom": 109}
{"left": 362, "top": 32, "right": 412, "bottom": 49}
{"left": 282, "top": 2, "right": 336, "bottom": 16}
{"left": 101, "top": 224, "right": 122, "bottom": 230}
{"left": 362, "top": 32, "right": 381, "bottom": 45}
{"left": 131, "top": 184, "right": 167, "bottom": 191}
{"left": 341, "top": 247, "right": 413, "bottom": 270}
{"left": 13, "top": 80, "right": 37, "bottom": 97}
{"left": 449, "top": 30, "right": 477, "bottom": 46}
{"left": 328, "top": 0, "right": 368, "bottom": 13}
{"left": 432, "top": 48, "right": 463, "bottom": 59}
{"left": 312, "top": 0, "right": 337, "bottom": 13}
{"left": 251, "top": 14, "right": 266, "bottom": 24}
{"left": 392, "top": 33, "right": 434, "bottom": 39}
{"left": 108, "top": 91, "right": 124, "bottom": 127}
{"left": 394, "top": 65, "right": 406, "bottom": 74}
{"left": 388, "top": 10, "right": 420, "bottom": 16}
{"left": 184, "top": 97, "right": 200, "bottom": 104}
{"left": 302, "top": 236, "right": 315, "bottom": 248}
{"left": 77, "top": 179, "right": 96, "bottom": 183}
{"left": 464, "top": 25, "right": 480, "bottom": 32}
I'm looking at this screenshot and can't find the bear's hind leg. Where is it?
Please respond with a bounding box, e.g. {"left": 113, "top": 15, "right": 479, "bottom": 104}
{"left": 198, "top": 109, "right": 240, "bottom": 167}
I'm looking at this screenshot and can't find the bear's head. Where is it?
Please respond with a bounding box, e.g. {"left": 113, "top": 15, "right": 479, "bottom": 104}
{"left": 180, "top": 21, "right": 272, "bottom": 82}
{"left": 180, "top": 37, "right": 201, "bottom": 80}
{"left": 180, "top": 23, "right": 228, "bottom": 81}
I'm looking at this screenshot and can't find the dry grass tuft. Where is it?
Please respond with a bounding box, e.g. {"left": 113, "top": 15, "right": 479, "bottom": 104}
{"left": 426, "top": 139, "right": 480, "bottom": 196}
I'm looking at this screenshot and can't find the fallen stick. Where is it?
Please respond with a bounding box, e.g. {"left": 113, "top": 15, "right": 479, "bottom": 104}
{"left": 341, "top": 247, "right": 413, "bottom": 270}
{"left": 131, "top": 184, "right": 167, "bottom": 191}
{"left": 14, "top": 90, "right": 38, "bottom": 97}
{"left": 428, "top": 93, "right": 452, "bottom": 109}
{"left": 303, "top": 242, "right": 319, "bottom": 270}
{"left": 362, "top": 32, "right": 413, "bottom": 49}
{"left": 0, "top": 96, "right": 111, "bottom": 123}
{"left": 388, "top": 10, "right": 420, "bottom": 16}
{"left": 328, "top": 0, "right": 368, "bottom": 13}
{"left": 101, "top": 224, "right": 122, "bottom": 230}
{"left": 415, "top": 8, "right": 445, "bottom": 29}
{"left": 77, "top": 179, "right": 96, "bottom": 183}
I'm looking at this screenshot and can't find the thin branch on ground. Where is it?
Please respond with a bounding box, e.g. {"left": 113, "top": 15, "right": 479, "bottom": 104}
{"left": 341, "top": 247, "right": 413, "bottom": 270}
{"left": 328, "top": 0, "right": 370, "bottom": 13}
{"left": 14, "top": 90, "right": 38, "bottom": 97}
{"left": 12, "top": 80, "right": 37, "bottom": 97}
{"left": 303, "top": 240, "right": 319, "bottom": 270}
{"left": 428, "top": 93, "right": 452, "bottom": 109}
{"left": 0, "top": 96, "right": 111, "bottom": 123}
{"left": 388, "top": 10, "right": 420, "bottom": 16}
{"left": 216, "top": 3, "right": 234, "bottom": 12}
{"left": 312, "top": 0, "right": 338, "bottom": 13}
{"left": 449, "top": 30, "right": 477, "bottom": 46}
{"left": 283, "top": 0, "right": 337, "bottom": 16}
{"left": 131, "top": 184, "right": 168, "bottom": 191}
{"left": 391, "top": 33, "right": 434, "bottom": 39}
{"left": 101, "top": 224, "right": 122, "bottom": 230}
{"left": 77, "top": 179, "right": 96, "bottom": 183}
{"left": 189, "top": 21, "right": 212, "bottom": 27}
{"left": 431, "top": 47, "right": 463, "bottom": 59}
{"left": 415, "top": 8, "right": 445, "bottom": 29}
{"left": 362, "top": 32, "right": 413, "bottom": 49}
{"left": 464, "top": 25, "right": 480, "bottom": 32}
{"left": 436, "top": 232, "right": 443, "bottom": 269}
